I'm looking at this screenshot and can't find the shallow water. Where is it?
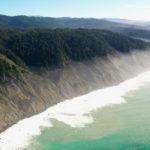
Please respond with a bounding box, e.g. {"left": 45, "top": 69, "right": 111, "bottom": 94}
{"left": 1, "top": 71, "right": 150, "bottom": 150}
{"left": 27, "top": 84, "right": 150, "bottom": 150}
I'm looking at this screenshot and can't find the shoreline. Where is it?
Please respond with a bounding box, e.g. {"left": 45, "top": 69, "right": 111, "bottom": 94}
{"left": 1, "top": 70, "right": 150, "bottom": 150}
{"left": 1, "top": 49, "right": 150, "bottom": 134}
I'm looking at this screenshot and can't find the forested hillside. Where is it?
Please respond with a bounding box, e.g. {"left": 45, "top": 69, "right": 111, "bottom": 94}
{"left": 0, "top": 28, "right": 150, "bottom": 132}
{"left": 1, "top": 15, "right": 150, "bottom": 39}
{"left": 0, "top": 29, "right": 149, "bottom": 80}
{"left": 113, "top": 27, "right": 150, "bottom": 39}
{"left": 0, "top": 15, "right": 134, "bottom": 29}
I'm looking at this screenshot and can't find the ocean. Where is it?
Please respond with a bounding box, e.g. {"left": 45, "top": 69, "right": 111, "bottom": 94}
{"left": 1, "top": 71, "right": 150, "bottom": 150}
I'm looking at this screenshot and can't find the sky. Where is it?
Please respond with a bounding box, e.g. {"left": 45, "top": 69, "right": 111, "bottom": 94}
{"left": 0, "top": 0, "right": 150, "bottom": 21}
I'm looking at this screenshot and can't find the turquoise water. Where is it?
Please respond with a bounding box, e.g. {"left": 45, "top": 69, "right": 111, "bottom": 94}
{"left": 26, "top": 83, "right": 150, "bottom": 150}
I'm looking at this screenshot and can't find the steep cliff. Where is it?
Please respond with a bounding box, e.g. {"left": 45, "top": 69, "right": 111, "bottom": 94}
{"left": 1, "top": 49, "right": 150, "bottom": 132}
{"left": 0, "top": 29, "right": 150, "bottom": 132}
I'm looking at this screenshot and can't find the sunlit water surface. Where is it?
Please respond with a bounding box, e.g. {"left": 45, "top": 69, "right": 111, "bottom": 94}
{"left": 1, "top": 72, "right": 150, "bottom": 150}
{"left": 26, "top": 83, "right": 150, "bottom": 150}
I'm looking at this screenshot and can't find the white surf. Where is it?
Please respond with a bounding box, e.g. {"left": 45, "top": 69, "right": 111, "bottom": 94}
{"left": 1, "top": 71, "right": 150, "bottom": 150}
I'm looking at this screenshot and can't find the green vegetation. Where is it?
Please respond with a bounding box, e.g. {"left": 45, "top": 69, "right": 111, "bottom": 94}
{"left": 1, "top": 15, "right": 150, "bottom": 39}
{"left": 0, "top": 54, "right": 19, "bottom": 82}
{"left": 0, "top": 28, "right": 149, "bottom": 133}
{"left": 0, "top": 28, "right": 149, "bottom": 81}
{"left": 114, "top": 27, "right": 150, "bottom": 39}
{"left": 0, "top": 15, "right": 129, "bottom": 29}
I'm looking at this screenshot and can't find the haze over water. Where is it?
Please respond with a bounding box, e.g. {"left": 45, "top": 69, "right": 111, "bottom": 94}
{"left": 1, "top": 71, "right": 150, "bottom": 150}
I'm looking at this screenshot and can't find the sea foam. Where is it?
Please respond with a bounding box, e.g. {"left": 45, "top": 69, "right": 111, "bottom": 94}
{"left": 1, "top": 71, "right": 150, "bottom": 150}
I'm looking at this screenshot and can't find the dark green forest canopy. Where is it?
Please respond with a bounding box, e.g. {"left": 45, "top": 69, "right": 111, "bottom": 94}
{"left": 0, "top": 28, "right": 149, "bottom": 80}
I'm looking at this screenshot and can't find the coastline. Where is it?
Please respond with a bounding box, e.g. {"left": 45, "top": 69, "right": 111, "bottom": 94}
{"left": 1, "top": 49, "right": 150, "bottom": 149}
{"left": 1, "top": 70, "right": 150, "bottom": 150}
